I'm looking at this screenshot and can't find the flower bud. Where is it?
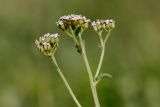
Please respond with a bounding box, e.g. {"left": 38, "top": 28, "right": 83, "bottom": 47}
{"left": 35, "top": 33, "right": 60, "bottom": 56}
{"left": 92, "top": 19, "right": 115, "bottom": 33}
{"left": 56, "top": 21, "right": 66, "bottom": 31}
{"left": 82, "top": 22, "right": 88, "bottom": 29}
{"left": 104, "top": 19, "right": 115, "bottom": 31}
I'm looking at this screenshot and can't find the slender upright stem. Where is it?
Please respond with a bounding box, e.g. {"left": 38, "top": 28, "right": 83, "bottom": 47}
{"left": 104, "top": 30, "right": 111, "bottom": 45}
{"left": 78, "top": 34, "right": 100, "bottom": 107}
{"left": 50, "top": 55, "right": 82, "bottom": 107}
{"left": 95, "top": 33, "right": 105, "bottom": 78}
{"left": 94, "top": 31, "right": 111, "bottom": 79}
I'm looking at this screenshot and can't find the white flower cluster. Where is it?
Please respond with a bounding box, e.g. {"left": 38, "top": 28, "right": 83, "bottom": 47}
{"left": 35, "top": 33, "right": 59, "bottom": 56}
{"left": 92, "top": 19, "right": 115, "bottom": 32}
{"left": 56, "top": 14, "right": 90, "bottom": 31}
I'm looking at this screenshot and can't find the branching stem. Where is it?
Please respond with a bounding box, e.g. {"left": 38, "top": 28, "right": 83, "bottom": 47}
{"left": 78, "top": 33, "right": 100, "bottom": 107}
{"left": 94, "top": 31, "right": 111, "bottom": 80}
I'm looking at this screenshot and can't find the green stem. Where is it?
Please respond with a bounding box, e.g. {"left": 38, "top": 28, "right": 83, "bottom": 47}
{"left": 78, "top": 34, "right": 100, "bottom": 107}
{"left": 104, "top": 30, "right": 111, "bottom": 45}
{"left": 65, "top": 31, "right": 80, "bottom": 46}
{"left": 50, "top": 55, "right": 82, "bottom": 107}
{"left": 94, "top": 31, "right": 111, "bottom": 79}
{"left": 94, "top": 33, "right": 105, "bottom": 79}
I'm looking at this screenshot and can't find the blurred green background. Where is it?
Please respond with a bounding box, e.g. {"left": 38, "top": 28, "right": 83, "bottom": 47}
{"left": 0, "top": 0, "right": 160, "bottom": 107}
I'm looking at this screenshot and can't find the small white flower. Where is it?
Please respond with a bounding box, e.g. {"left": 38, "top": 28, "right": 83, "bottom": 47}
{"left": 50, "top": 33, "right": 59, "bottom": 38}
{"left": 44, "top": 33, "right": 50, "bottom": 37}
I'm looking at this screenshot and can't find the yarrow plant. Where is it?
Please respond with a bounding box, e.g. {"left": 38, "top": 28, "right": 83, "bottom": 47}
{"left": 35, "top": 14, "right": 115, "bottom": 107}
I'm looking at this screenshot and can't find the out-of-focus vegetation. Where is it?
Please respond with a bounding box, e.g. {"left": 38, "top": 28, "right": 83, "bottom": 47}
{"left": 0, "top": 0, "right": 160, "bottom": 107}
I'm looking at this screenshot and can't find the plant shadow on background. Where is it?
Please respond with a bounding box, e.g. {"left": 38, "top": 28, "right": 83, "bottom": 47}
{"left": 0, "top": 0, "right": 160, "bottom": 107}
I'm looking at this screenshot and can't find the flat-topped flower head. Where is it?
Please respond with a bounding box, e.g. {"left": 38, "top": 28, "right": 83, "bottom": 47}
{"left": 35, "top": 33, "right": 59, "bottom": 56}
{"left": 92, "top": 19, "right": 115, "bottom": 32}
{"left": 56, "top": 14, "right": 90, "bottom": 31}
